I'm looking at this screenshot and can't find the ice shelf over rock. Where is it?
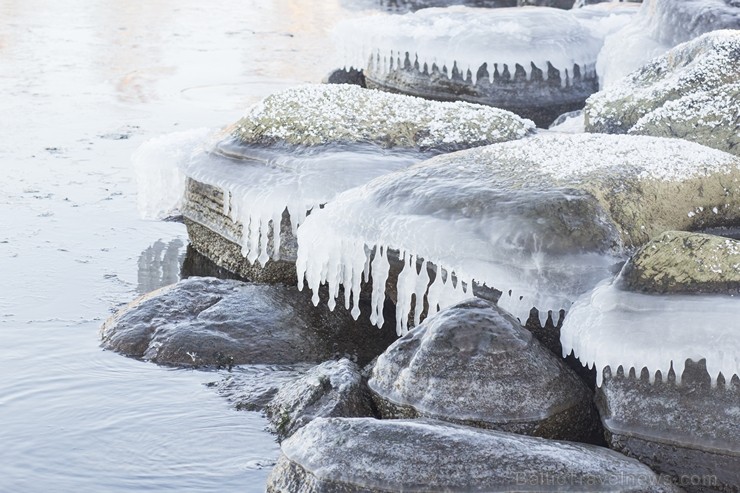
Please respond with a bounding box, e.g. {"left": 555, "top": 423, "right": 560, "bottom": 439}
{"left": 561, "top": 279, "right": 740, "bottom": 387}
{"left": 332, "top": 6, "right": 636, "bottom": 86}
{"left": 587, "top": 30, "right": 740, "bottom": 136}
{"left": 296, "top": 133, "right": 740, "bottom": 334}
{"left": 596, "top": 0, "right": 740, "bottom": 87}
{"left": 133, "top": 85, "right": 533, "bottom": 266}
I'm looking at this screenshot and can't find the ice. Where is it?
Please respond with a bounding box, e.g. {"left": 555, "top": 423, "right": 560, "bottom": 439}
{"left": 597, "top": 0, "right": 740, "bottom": 87}
{"left": 331, "top": 6, "right": 624, "bottom": 86}
{"left": 560, "top": 280, "right": 740, "bottom": 387}
{"left": 133, "top": 129, "right": 422, "bottom": 266}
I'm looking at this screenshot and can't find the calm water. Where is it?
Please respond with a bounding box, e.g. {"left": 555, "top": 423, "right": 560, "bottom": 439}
{"left": 0, "top": 1, "right": 377, "bottom": 491}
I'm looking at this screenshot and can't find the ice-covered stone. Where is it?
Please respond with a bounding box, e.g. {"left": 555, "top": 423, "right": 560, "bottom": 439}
{"left": 332, "top": 5, "right": 636, "bottom": 126}
{"left": 596, "top": 0, "right": 740, "bottom": 87}
{"left": 265, "top": 359, "right": 373, "bottom": 440}
{"left": 587, "top": 30, "right": 740, "bottom": 143}
{"left": 100, "top": 277, "right": 398, "bottom": 368}
{"left": 266, "top": 417, "right": 682, "bottom": 493}
{"left": 297, "top": 133, "right": 740, "bottom": 331}
{"left": 368, "top": 299, "right": 598, "bottom": 441}
{"left": 628, "top": 82, "right": 740, "bottom": 157}
{"left": 229, "top": 84, "right": 534, "bottom": 149}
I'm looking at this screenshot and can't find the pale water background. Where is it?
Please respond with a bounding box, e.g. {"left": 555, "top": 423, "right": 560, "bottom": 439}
{"left": 0, "top": 1, "right": 377, "bottom": 491}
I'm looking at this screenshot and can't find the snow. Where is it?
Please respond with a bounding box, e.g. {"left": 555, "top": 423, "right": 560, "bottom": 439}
{"left": 296, "top": 133, "right": 740, "bottom": 335}
{"left": 331, "top": 6, "right": 628, "bottom": 86}
{"left": 596, "top": 0, "right": 740, "bottom": 87}
{"left": 561, "top": 279, "right": 740, "bottom": 387}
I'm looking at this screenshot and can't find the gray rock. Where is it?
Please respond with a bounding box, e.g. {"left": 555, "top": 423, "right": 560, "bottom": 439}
{"left": 586, "top": 30, "right": 740, "bottom": 154}
{"left": 266, "top": 417, "right": 683, "bottom": 492}
{"left": 229, "top": 84, "right": 534, "bottom": 151}
{"left": 100, "top": 277, "right": 398, "bottom": 368}
{"left": 597, "top": 363, "right": 740, "bottom": 493}
{"left": 379, "top": 0, "right": 517, "bottom": 11}
{"left": 368, "top": 298, "right": 599, "bottom": 442}
{"left": 265, "top": 359, "right": 374, "bottom": 440}
{"left": 618, "top": 230, "right": 740, "bottom": 294}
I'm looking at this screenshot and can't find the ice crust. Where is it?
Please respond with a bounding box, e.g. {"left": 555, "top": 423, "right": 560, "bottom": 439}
{"left": 133, "top": 129, "right": 421, "bottom": 266}
{"left": 297, "top": 133, "right": 740, "bottom": 334}
{"left": 597, "top": 0, "right": 740, "bottom": 87}
{"left": 332, "top": 6, "right": 636, "bottom": 86}
{"left": 561, "top": 280, "right": 740, "bottom": 387}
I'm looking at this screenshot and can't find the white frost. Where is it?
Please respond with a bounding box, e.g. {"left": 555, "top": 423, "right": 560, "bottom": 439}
{"left": 561, "top": 280, "right": 740, "bottom": 387}
{"left": 332, "top": 6, "right": 630, "bottom": 85}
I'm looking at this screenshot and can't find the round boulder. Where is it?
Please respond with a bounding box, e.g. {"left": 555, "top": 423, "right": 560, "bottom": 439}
{"left": 368, "top": 298, "right": 598, "bottom": 442}
{"left": 100, "top": 277, "right": 398, "bottom": 368}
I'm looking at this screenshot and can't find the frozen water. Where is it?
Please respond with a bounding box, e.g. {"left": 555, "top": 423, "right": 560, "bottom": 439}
{"left": 332, "top": 6, "right": 628, "bottom": 85}
{"left": 597, "top": 0, "right": 740, "bottom": 87}
{"left": 133, "top": 129, "right": 423, "bottom": 266}
{"left": 296, "top": 133, "right": 739, "bottom": 334}
{"left": 561, "top": 279, "right": 740, "bottom": 387}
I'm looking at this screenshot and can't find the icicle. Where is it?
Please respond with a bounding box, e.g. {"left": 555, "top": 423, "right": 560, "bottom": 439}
{"left": 426, "top": 267, "right": 445, "bottom": 318}
{"left": 369, "top": 246, "right": 390, "bottom": 327}
{"left": 413, "top": 260, "right": 430, "bottom": 327}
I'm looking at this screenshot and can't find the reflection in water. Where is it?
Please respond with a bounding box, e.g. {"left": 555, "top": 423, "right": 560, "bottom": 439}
{"left": 181, "top": 244, "right": 248, "bottom": 282}
{"left": 137, "top": 239, "right": 186, "bottom": 293}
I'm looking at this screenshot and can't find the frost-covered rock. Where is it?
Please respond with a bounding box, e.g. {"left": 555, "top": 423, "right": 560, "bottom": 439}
{"left": 596, "top": 0, "right": 740, "bottom": 87}
{"left": 333, "top": 6, "right": 636, "bottom": 126}
{"left": 561, "top": 234, "right": 740, "bottom": 491}
{"left": 100, "top": 277, "right": 398, "bottom": 368}
{"left": 230, "top": 84, "right": 534, "bottom": 149}
{"left": 297, "top": 133, "right": 740, "bottom": 332}
{"left": 266, "top": 417, "right": 682, "bottom": 493}
{"left": 619, "top": 231, "right": 740, "bottom": 294}
{"left": 379, "top": 0, "right": 517, "bottom": 10}
{"left": 265, "top": 359, "right": 373, "bottom": 440}
{"left": 628, "top": 82, "right": 740, "bottom": 157}
{"left": 587, "top": 30, "right": 740, "bottom": 147}
{"left": 368, "top": 299, "right": 598, "bottom": 442}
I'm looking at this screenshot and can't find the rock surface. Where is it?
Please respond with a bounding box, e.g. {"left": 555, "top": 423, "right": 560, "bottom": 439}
{"left": 100, "top": 277, "right": 398, "bottom": 368}
{"left": 228, "top": 84, "right": 534, "bottom": 150}
{"left": 266, "top": 417, "right": 682, "bottom": 492}
{"left": 619, "top": 230, "right": 740, "bottom": 294}
{"left": 586, "top": 30, "right": 740, "bottom": 156}
{"left": 368, "top": 299, "right": 598, "bottom": 442}
{"left": 265, "top": 359, "right": 374, "bottom": 440}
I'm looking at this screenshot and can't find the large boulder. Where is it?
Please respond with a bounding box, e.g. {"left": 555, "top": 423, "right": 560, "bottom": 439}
{"left": 368, "top": 299, "right": 598, "bottom": 442}
{"left": 133, "top": 85, "right": 533, "bottom": 283}
{"left": 561, "top": 232, "right": 740, "bottom": 491}
{"left": 265, "top": 359, "right": 374, "bottom": 440}
{"left": 100, "top": 277, "right": 398, "bottom": 368}
{"left": 296, "top": 133, "right": 740, "bottom": 332}
{"left": 331, "top": 6, "right": 636, "bottom": 126}
{"left": 586, "top": 30, "right": 740, "bottom": 156}
{"left": 266, "top": 417, "right": 682, "bottom": 492}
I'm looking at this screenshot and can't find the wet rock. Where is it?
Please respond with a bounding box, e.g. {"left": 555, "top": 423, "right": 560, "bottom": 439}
{"left": 266, "top": 417, "right": 682, "bottom": 493}
{"left": 586, "top": 30, "right": 740, "bottom": 156}
{"left": 265, "top": 359, "right": 374, "bottom": 440}
{"left": 229, "top": 84, "right": 534, "bottom": 150}
{"left": 596, "top": 363, "right": 739, "bottom": 493}
{"left": 322, "top": 68, "right": 366, "bottom": 87}
{"left": 368, "top": 299, "right": 599, "bottom": 442}
{"left": 100, "top": 277, "right": 398, "bottom": 368}
{"left": 297, "top": 132, "right": 740, "bottom": 330}
{"left": 206, "top": 365, "right": 311, "bottom": 412}
{"left": 619, "top": 231, "right": 740, "bottom": 294}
